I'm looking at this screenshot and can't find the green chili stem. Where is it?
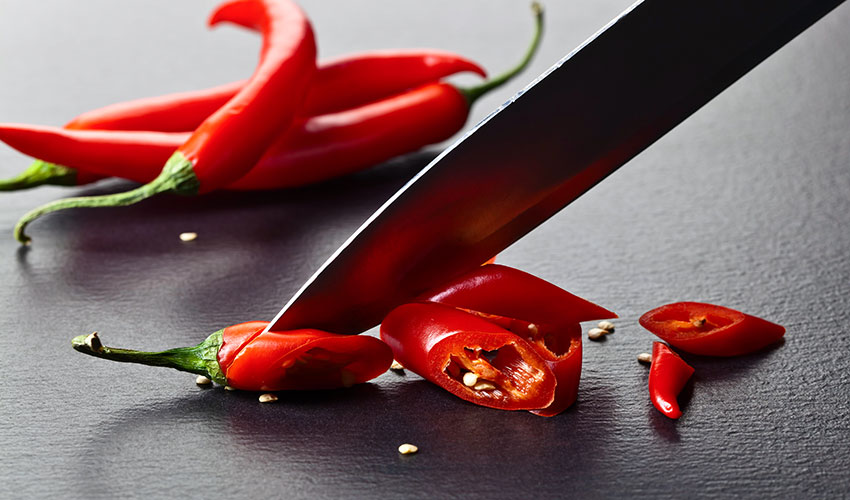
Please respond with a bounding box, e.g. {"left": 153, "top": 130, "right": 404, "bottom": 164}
{"left": 71, "top": 330, "right": 226, "bottom": 385}
{"left": 0, "top": 160, "right": 78, "bottom": 191}
{"left": 13, "top": 152, "right": 199, "bottom": 244}
{"left": 459, "top": 2, "right": 544, "bottom": 105}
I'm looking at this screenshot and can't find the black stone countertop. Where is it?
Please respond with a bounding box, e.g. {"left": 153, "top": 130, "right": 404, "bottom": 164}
{"left": 0, "top": 1, "right": 848, "bottom": 498}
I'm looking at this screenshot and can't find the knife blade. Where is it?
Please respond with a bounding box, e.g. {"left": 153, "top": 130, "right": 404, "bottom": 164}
{"left": 268, "top": 0, "right": 844, "bottom": 335}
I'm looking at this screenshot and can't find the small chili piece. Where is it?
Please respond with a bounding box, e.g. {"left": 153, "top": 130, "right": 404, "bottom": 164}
{"left": 639, "top": 301, "right": 786, "bottom": 356}
{"left": 648, "top": 342, "right": 694, "bottom": 419}
{"left": 14, "top": 0, "right": 317, "bottom": 244}
{"left": 71, "top": 322, "right": 393, "bottom": 391}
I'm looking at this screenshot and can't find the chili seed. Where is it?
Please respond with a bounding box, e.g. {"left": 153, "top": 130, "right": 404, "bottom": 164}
{"left": 258, "top": 393, "right": 278, "bottom": 403}
{"left": 588, "top": 327, "right": 607, "bottom": 340}
{"left": 527, "top": 323, "right": 539, "bottom": 335}
{"left": 598, "top": 320, "right": 615, "bottom": 333}
{"left": 195, "top": 375, "right": 212, "bottom": 385}
{"left": 390, "top": 360, "right": 405, "bottom": 371}
{"left": 473, "top": 381, "right": 496, "bottom": 391}
{"left": 179, "top": 232, "right": 198, "bottom": 242}
{"left": 398, "top": 443, "right": 419, "bottom": 455}
{"left": 637, "top": 352, "right": 652, "bottom": 364}
{"left": 692, "top": 317, "right": 707, "bottom": 328}
{"left": 462, "top": 371, "right": 479, "bottom": 387}
{"left": 224, "top": 385, "right": 237, "bottom": 391}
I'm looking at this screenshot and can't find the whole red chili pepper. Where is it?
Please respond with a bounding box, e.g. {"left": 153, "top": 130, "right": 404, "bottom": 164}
{"left": 648, "top": 341, "right": 694, "bottom": 419}
{"left": 4, "top": 3, "right": 543, "bottom": 203}
{"left": 639, "top": 301, "right": 785, "bottom": 356}
{"left": 71, "top": 322, "right": 393, "bottom": 391}
{"left": 14, "top": 0, "right": 317, "bottom": 244}
{"left": 0, "top": 51, "right": 485, "bottom": 191}
{"left": 381, "top": 264, "right": 616, "bottom": 416}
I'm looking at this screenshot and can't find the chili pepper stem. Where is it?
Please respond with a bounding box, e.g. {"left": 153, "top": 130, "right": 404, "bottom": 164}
{"left": 0, "top": 160, "right": 78, "bottom": 191}
{"left": 458, "top": 2, "right": 544, "bottom": 105}
{"left": 71, "top": 330, "right": 226, "bottom": 385}
{"left": 14, "top": 152, "right": 199, "bottom": 244}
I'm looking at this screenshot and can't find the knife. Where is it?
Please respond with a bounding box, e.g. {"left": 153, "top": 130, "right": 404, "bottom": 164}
{"left": 267, "top": 0, "right": 844, "bottom": 335}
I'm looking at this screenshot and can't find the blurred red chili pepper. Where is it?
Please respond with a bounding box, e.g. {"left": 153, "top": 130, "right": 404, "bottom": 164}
{"left": 71, "top": 322, "right": 393, "bottom": 391}
{"left": 381, "top": 264, "right": 616, "bottom": 416}
{"left": 65, "top": 50, "right": 486, "bottom": 133}
{"left": 0, "top": 52, "right": 485, "bottom": 191}
{"left": 648, "top": 341, "right": 694, "bottom": 419}
{"left": 4, "top": 3, "right": 542, "bottom": 206}
{"left": 14, "top": 0, "right": 317, "bottom": 244}
{"left": 639, "top": 301, "right": 785, "bottom": 356}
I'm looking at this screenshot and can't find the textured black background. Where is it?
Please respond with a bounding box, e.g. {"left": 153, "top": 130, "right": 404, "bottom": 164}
{"left": 1, "top": 1, "right": 848, "bottom": 498}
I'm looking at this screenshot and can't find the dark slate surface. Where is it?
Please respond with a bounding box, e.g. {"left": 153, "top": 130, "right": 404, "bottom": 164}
{"left": 1, "top": 1, "right": 848, "bottom": 498}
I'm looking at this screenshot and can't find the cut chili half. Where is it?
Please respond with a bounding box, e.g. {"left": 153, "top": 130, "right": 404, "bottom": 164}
{"left": 648, "top": 342, "right": 694, "bottom": 419}
{"left": 71, "top": 321, "right": 393, "bottom": 392}
{"left": 639, "top": 301, "right": 785, "bottom": 357}
{"left": 421, "top": 264, "right": 616, "bottom": 416}
{"left": 381, "top": 302, "right": 557, "bottom": 411}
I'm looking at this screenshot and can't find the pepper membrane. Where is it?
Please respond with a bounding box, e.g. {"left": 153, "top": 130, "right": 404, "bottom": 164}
{"left": 71, "top": 322, "right": 392, "bottom": 391}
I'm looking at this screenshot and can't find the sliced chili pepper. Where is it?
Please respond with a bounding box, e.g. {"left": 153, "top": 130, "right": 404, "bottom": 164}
{"left": 71, "top": 321, "right": 393, "bottom": 391}
{"left": 648, "top": 341, "right": 694, "bottom": 419}
{"left": 4, "top": 3, "right": 543, "bottom": 209}
{"left": 639, "top": 301, "right": 786, "bottom": 356}
{"left": 381, "top": 302, "right": 557, "bottom": 411}
{"left": 14, "top": 0, "right": 317, "bottom": 244}
{"left": 418, "top": 264, "right": 615, "bottom": 416}
{"left": 0, "top": 51, "right": 485, "bottom": 191}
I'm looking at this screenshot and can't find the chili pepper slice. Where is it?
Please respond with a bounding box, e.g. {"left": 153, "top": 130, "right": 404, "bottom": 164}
{"left": 419, "top": 264, "right": 616, "bottom": 416}
{"left": 71, "top": 321, "right": 393, "bottom": 392}
{"left": 14, "top": 0, "right": 317, "bottom": 244}
{"left": 648, "top": 341, "right": 694, "bottom": 419}
{"left": 381, "top": 302, "right": 557, "bottom": 411}
{"left": 639, "top": 301, "right": 786, "bottom": 356}
{"left": 4, "top": 3, "right": 543, "bottom": 207}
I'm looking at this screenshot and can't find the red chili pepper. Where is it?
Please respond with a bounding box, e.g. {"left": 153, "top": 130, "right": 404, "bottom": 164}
{"left": 0, "top": 51, "right": 485, "bottom": 191}
{"left": 639, "top": 301, "right": 786, "bottom": 356}
{"left": 381, "top": 302, "right": 558, "bottom": 411}
{"left": 381, "top": 264, "right": 616, "bottom": 416}
{"left": 71, "top": 322, "right": 393, "bottom": 391}
{"left": 5, "top": 4, "right": 543, "bottom": 215}
{"left": 14, "top": 0, "right": 317, "bottom": 244}
{"left": 648, "top": 341, "right": 694, "bottom": 419}
{"left": 65, "top": 51, "right": 486, "bottom": 133}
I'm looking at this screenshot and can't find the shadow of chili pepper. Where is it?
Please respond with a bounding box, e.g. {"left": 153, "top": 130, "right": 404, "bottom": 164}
{"left": 679, "top": 339, "right": 785, "bottom": 383}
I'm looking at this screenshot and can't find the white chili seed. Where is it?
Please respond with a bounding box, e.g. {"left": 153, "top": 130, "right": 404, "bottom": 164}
{"left": 258, "top": 393, "right": 278, "bottom": 403}
{"left": 398, "top": 443, "right": 419, "bottom": 455}
{"left": 195, "top": 375, "right": 212, "bottom": 385}
{"left": 390, "top": 360, "right": 405, "bottom": 371}
{"left": 462, "top": 371, "right": 479, "bottom": 387}
{"left": 588, "top": 328, "right": 607, "bottom": 340}
{"left": 597, "top": 320, "right": 616, "bottom": 333}
{"left": 224, "top": 385, "right": 237, "bottom": 391}
{"left": 179, "top": 232, "right": 198, "bottom": 242}
{"left": 637, "top": 352, "right": 652, "bottom": 364}
{"left": 527, "top": 323, "right": 539, "bottom": 335}
{"left": 473, "top": 381, "right": 496, "bottom": 391}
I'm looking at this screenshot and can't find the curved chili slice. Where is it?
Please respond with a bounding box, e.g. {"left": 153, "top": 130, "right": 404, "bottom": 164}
{"left": 381, "top": 302, "right": 556, "bottom": 411}
{"left": 648, "top": 342, "right": 694, "bottom": 419}
{"left": 70, "top": 321, "right": 393, "bottom": 392}
{"left": 420, "top": 264, "right": 616, "bottom": 416}
{"left": 639, "top": 301, "right": 785, "bottom": 356}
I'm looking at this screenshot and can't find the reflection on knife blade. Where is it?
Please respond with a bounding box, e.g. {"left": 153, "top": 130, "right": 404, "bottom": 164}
{"left": 268, "top": 0, "right": 845, "bottom": 335}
